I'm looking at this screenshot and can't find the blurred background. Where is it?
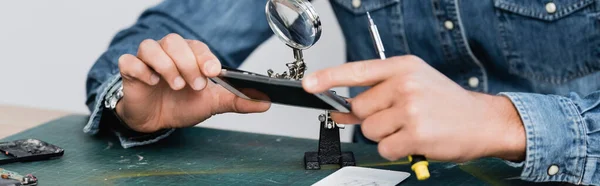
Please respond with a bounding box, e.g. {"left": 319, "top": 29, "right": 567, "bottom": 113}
{"left": 0, "top": 1, "right": 355, "bottom": 142}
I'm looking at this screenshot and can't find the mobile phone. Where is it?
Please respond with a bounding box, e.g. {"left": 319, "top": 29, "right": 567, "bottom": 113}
{"left": 0, "top": 139, "right": 64, "bottom": 165}
{"left": 209, "top": 66, "right": 351, "bottom": 113}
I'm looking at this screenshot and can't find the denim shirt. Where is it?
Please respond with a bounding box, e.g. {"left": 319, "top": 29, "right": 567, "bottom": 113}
{"left": 84, "top": 0, "right": 600, "bottom": 184}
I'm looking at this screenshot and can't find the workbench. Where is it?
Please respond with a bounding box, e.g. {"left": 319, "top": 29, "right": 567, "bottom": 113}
{"left": 0, "top": 115, "right": 562, "bottom": 185}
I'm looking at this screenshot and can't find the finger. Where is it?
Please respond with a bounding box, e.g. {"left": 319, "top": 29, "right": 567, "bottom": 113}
{"left": 330, "top": 112, "right": 361, "bottom": 124}
{"left": 187, "top": 40, "right": 222, "bottom": 77}
{"left": 302, "top": 56, "right": 411, "bottom": 93}
{"left": 118, "top": 54, "right": 160, "bottom": 86}
{"left": 212, "top": 86, "right": 271, "bottom": 114}
{"left": 137, "top": 39, "right": 185, "bottom": 90}
{"left": 377, "top": 129, "right": 414, "bottom": 161}
{"left": 158, "top": 34, "right": 206, "bottom": 91}
{"left": 360, "top": 108, "right": 404, "bottom": 142}
{"left": 349, "top": 79, "right": 396, "bottom": 119}
{"left": 232, "top": 96, "right": 271, "bottom": 113}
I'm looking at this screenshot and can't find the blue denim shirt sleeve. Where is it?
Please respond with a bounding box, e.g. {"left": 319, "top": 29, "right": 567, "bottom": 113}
{"left": 84, "top": 0, "right": 272, "bottom": 148}
{"left": 499, "top": 91, "right": 600, "bottom": 185}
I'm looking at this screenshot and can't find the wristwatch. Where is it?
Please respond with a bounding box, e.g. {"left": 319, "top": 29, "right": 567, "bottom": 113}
{"left": 104, "top": 80, "right": 124, "bottom": 111}
{"left": 101, "top": 80, "right": 174, "bottom": 140}
{"left": 102, "top": 80, "right": 139, "bottom": 135}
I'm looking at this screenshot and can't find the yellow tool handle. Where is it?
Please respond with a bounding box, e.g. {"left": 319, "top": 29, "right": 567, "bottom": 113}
{"left": 408, "top": 155, "right": 430, "bottom": 180}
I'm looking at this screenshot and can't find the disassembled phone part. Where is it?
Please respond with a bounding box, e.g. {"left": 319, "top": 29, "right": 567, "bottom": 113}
{"left": 0, "top": 139, "right": 64, "bottom": 165}
{"left": 211, "top": 66, "right": 352, "bottom": 113}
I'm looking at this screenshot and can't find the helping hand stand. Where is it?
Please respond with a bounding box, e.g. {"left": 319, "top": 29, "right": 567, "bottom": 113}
{"left": 264, "top": 0, "right": 356, "bottom": 170}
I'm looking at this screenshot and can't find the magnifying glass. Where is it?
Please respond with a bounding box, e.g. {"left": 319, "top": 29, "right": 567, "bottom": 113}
{"left": 265, "top": 0, "right": 322, "bottom": 80}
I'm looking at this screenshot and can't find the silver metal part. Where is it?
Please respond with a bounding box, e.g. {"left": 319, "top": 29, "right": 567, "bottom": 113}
{"left": 326, "top": 123, "right": 333, "bottom": 129}
{"left": 321, "top": 110, "right": 341, "bottom": 130}
{"left": 318, "top": 114, "right": 326, "bottom": 122}
{"left": 104, "top": 81, "right": 124, "bottom": 110}
{"left": 267, "top": 49, "right": 306, "bottom": 80}
{"left": 367, "top": 12, "right": 386, "bottom": 60}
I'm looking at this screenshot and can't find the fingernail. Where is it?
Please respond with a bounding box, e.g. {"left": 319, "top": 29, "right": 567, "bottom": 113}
{"left": 204, "top": 60, "right": 218, "bottom": 75}
{"left": 174, "top": 76, "right": 185, "bottom": 89}
{"left": 150, "top": 74, "right": 160, "bottom": 85}
{"left": 193, "top": 77, "right": 206, "bottom": 90}
{"left": 304, "top": 75, "right": 318, "bottom": 89}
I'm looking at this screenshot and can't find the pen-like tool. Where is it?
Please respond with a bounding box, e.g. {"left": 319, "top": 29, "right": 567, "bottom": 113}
{"left": 366, "top": 11, "right": 430, "bottom": 181}
{"left": 367, "top": 12, "right": 386, "bottom": 60}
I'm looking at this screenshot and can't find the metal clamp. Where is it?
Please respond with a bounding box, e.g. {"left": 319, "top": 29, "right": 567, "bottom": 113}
{"left": 267, "top": 49, "right": 306, "bottom": 80}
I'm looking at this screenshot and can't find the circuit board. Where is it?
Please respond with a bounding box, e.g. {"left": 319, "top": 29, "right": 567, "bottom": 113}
{"left": 0, "top": 168, "right": 37, "bottom": 185}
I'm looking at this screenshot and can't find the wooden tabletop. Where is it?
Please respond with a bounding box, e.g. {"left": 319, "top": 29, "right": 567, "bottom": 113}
{"left": 0, "top": 105, "right": 70, "bottom": 139}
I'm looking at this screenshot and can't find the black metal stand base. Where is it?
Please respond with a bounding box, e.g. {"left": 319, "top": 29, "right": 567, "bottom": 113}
{"left": 303, "top": 113, "right": 356, "bottom": 170}
{"left": 304, "top": 151, "right": 356, "bottom": 170}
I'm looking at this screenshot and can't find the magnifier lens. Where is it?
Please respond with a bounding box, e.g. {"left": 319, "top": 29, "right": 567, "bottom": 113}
{"left": 266, "top": 0, "right": 321, "bottom": 50}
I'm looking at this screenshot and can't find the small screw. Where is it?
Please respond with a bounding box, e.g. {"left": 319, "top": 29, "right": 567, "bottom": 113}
{"left": 318, "top": 114, "right": 326, "bottom": 122}
{"left": 326, "top": 123, "right": 333, "bottom": 129}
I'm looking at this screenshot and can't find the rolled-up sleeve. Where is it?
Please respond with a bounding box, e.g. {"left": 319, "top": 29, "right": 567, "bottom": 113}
{"left": 499, "top": 91, "right": 600, "bottom": 185}
{"left": 84, "top": 0, "right": 273, "bottom": 148}
{"left": 85, "top": 71, "right": 175, "bottom": 149}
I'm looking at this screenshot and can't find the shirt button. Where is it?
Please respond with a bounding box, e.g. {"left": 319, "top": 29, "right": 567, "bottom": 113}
{"left": 444, "top": 20, "right": 454, "bottom": 30}
{"left": 468, "top": 77, "right": 479, "bottom": 88}
{"left": 545, "top": 2, "right": 557, "bottom": 14}
{"left": 548, "top": 165, "right": 559, "bottom": 175}
{"left": 352, "top": 0, "right": 361, "bottom": 8}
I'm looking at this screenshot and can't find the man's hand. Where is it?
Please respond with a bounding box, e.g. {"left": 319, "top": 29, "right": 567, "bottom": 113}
{"left": 116, "top": 33, "right": 270, "bottom": 133}
{"left": 302, "top": 55, "right": 526, "bottom": 163}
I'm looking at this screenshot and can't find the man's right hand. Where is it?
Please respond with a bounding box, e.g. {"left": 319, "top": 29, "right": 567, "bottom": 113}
{"left": 116, "top": 33, "right": 270, "bottom": 133}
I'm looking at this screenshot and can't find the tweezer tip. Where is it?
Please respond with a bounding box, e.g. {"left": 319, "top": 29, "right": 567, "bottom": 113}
{"left": 366, "top": 11, "right": 372, "bottom": 19}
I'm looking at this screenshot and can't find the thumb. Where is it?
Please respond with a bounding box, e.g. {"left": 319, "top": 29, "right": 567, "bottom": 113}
{"left": 213, "top": 86, "right": 271, "bottom": 114}
{"left": 232, "top": 97, "right": 271, "bottom": 113}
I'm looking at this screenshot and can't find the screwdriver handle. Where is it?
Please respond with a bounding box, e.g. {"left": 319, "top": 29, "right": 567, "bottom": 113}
{"left": 408, "top": 155, "right": 430, "bottom": 180}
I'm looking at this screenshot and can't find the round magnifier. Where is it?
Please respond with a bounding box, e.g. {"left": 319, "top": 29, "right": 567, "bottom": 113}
{"left": 265, "top": 0, "right": 322, "bottom": 50}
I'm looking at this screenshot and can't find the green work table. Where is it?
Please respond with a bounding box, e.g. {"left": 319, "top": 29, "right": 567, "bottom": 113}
{"left": 0, "top": 115, "right": 562, "bottom": 185}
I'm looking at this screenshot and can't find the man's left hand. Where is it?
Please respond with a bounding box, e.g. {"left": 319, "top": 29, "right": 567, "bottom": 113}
{"left": 302, "top": 55, "right": 526, "bottom": 163}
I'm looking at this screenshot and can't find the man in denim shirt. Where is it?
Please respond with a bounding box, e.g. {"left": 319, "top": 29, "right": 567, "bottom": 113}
{"left": 84, "top": 0, "right": 600, "bottom": 184}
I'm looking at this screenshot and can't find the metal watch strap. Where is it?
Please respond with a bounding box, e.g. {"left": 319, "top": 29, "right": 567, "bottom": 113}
{"left": 101, "top": 80, "right": 135, "bottom": 133}
{"left": 101, "top": 79, "right": 172, "bottom": 139}
{"left": 104, "top": 80, "right": 123, "bottom": 110}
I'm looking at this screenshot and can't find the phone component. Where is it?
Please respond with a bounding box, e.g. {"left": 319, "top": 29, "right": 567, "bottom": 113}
{"left": 211, "top": 67, "right": 351, "bottom": 113}
{"left": 0, "top": 139, "right": 64, "bottom": 165}
{"left": 0, "top": 168, "right": 37, "bottom": 186}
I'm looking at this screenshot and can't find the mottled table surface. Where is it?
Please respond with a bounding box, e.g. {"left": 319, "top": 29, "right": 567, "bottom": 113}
{"left": 0, "top": 114, "right": 559, "bottom": 185}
